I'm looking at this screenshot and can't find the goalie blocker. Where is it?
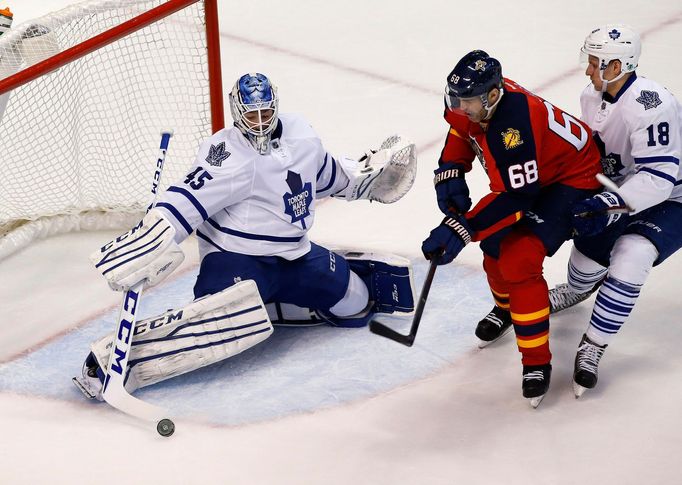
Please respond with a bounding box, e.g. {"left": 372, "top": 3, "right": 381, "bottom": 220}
{"left": 73, "top": 280, "right": 272, "bottom": 400}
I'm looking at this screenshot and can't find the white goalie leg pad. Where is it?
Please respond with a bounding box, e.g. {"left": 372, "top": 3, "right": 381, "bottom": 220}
{"left": 89, "top": 208, "right": 184, "bottom": 291}
{"left": 89, "top": 280, "right": 272, "bottom": 394}
{"left": 336, "top": 135, "right": 417, "bottom": 203}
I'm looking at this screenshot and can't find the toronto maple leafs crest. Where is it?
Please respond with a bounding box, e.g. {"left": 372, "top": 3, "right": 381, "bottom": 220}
{"left": 636, "top": 90, "right": 662, "bottom": 110}
{"left": 600, "top": 152, "right": 625, "bottom": 177}
{"left": 205, "top": 142, "right": 231, "bottom": 167}
{"left": 608, "top": 29, "right": 621, "bottom": 40}
{"left": 283, "top": 171, "right": 312, "bottom": 228}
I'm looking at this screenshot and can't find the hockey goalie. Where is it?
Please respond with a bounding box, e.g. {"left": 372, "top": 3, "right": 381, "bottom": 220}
{"left": 74, "top": 72, "right": 418, "bottom": 400}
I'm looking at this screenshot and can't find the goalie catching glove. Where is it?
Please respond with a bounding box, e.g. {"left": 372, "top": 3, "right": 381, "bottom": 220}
{"left": 90, "top": 209, "right": 184, "bottom": 291}
{"left": 335, "top": 134, "right": 417, "bottom": 203}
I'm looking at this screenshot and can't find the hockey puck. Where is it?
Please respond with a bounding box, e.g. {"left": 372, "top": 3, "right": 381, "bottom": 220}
{"left": 157, "top": 418, "right": 175, "bottom": 437}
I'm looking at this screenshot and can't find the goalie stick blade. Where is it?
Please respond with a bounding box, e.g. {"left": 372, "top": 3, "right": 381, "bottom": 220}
{"left": 369, "top": 321, "right": 415, "bottom": 347}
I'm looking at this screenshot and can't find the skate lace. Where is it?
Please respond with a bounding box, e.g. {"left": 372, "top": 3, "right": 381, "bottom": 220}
{"left": 549, "top": 284, "right": 584, "bottom": 310}
{"left": 485, "top": 311, "right": 505, "bottom": 329}
{"left": 577, "top": 340, "right": 605, "bottom": 374}
{"left": 523, "top": 370, "right": 545, "bottom": 382}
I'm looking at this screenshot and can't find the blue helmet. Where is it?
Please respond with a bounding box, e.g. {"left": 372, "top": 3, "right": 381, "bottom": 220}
{"left": 445, "top": 50, "right": 503, "bottom": 112}
{"left": 229, "top": 73, "right": 279, "bottom": 154}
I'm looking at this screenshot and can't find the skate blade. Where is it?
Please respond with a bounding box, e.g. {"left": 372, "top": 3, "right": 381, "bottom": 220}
{"left": 477, "top": 325, "right": 514, "bottom": 349}
{"left": 72, "top": 376, "right": 99, "bottom": 400}
{"left": 573, "top": 382, "right": 588, "bottom": 398}
{"left": 528, "top": 394, "right": 545, "bottom": 408}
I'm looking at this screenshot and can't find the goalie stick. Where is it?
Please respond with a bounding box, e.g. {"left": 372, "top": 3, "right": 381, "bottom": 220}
{"left": 83, "top": 131, "right": 176, "bottom": 436}
{"left": 369, "top": 256, "right": 439, "bottom": 347}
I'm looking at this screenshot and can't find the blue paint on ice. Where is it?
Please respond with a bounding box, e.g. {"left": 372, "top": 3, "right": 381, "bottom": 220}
{"left": 0, "top": 260, "right": 492, "bottom": 425}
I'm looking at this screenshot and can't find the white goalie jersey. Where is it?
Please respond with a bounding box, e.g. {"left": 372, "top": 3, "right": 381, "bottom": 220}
{"left": 155, "top": 113, "right": 353, "bottom": 260}
{"left": 580, "top": 74, "right": 682, "bottom": 213}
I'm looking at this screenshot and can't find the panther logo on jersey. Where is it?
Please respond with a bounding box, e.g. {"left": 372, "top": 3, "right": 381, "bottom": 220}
{"left": 501, "top": 128, "right": 524, "bottom": 149}
{"left": 205, "top": 142, "right": 231, "bottom": 167}
{"left": 283, "top": 170, "right": 312, "bottom": 228}
{"left": 636, "top": 90, "right": 662, "bottom": 110}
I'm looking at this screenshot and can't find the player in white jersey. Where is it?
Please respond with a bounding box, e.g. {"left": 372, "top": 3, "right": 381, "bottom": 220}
{"left": 73, "top": 73, "right": 418, "bottom": 399}
{"left": 549, "top": 25, "right": 682, "bottom": 397}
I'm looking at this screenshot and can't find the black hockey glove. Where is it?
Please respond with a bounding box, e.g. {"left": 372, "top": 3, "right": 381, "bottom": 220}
{"left": 422, "top": 215, "right": 473, "bottom": 265}
{"left": 434, "top": 162, "right": 471, "bottom": 215}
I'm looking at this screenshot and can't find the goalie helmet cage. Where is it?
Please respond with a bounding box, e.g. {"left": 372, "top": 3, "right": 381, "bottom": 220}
{"left": 0, "top": 0, "right": 224, "bottom": 260}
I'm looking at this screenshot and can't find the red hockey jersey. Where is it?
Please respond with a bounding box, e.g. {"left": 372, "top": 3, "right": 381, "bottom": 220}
{"left": 440, "top": 78, "right": 602, "bottom": 241}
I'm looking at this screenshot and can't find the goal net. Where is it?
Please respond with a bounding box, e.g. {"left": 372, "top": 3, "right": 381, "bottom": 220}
{"left": 0, "top": 0, "right": 223, "bottom": 260}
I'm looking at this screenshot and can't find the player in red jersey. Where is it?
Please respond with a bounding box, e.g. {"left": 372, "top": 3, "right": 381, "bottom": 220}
{"left": 421, "top": 50, "right": 602, "bottom": 406}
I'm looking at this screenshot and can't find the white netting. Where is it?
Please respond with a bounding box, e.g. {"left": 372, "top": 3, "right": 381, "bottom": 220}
{"left": 0, "top": 0, "right": 214, "bottom": 259}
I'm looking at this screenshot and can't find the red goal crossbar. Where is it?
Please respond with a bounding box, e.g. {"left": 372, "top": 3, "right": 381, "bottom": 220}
{"left": 0, "top": 0, "right": 224, "bottom": 132}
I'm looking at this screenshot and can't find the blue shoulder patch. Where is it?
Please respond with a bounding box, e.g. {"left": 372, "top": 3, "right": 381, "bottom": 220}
{"left": 636, "top": 90, "right": 662, "bottom": 110}
{"left": 205, "top": 141, "right": 231, "bottom": 167}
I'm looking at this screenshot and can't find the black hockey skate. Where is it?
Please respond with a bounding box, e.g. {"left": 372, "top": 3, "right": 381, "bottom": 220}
{"left": 573, "top": 334, "right": 608, "bottom": 398}
{"left": 522, "top": 364, "right": 551, "bottom": 408}
{"left": 549, "top": 281, "right": 602, "bottom": 314}
{"left": 475, "top": 306, "right": 513, "bottom": 348}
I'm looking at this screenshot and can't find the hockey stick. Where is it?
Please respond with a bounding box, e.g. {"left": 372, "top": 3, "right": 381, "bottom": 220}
{"left": 99, "top": 131, "right": 176, "bottom": 436}
{"left": 369, "top": 256, "right": 439, "bottom": 347}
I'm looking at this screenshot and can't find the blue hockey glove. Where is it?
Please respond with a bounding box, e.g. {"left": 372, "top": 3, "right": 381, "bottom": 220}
{"left": 434, "top": 163, "right": 471, "bottom": 215}
{"left": 422, "top": 215, "right": 473, "bottom": 265}
{"left": 572, "top": 192, "right": 628, "bottom": 236}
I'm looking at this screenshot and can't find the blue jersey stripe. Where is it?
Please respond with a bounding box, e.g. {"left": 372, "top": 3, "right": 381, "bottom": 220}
{"left": 636, "top": 166, "right": 677, "bottom": 184}
{"left": 156, "top": 202, "right": 193, "bottom": 235}
{"left": 316, "top": 154, "right": 328, "bottom": 181}
{"left": 207, "top": 218, "right": 303, "bottom": 243}
{"left": 196, "top": 230, "right": 227, "bottom": 252}
{"left": 166, "top": 186, "right": 209, "bottom": 220}
{"left": 316, "top": 156, "right": 337, "bottom": 194}
{"left": 634, "top": 156, "right": 680, "bottom": 166}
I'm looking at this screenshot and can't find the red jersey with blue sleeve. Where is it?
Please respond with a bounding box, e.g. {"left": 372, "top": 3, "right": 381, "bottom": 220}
{"left": 440, "top": 79, "right": 602, "bottom": 241}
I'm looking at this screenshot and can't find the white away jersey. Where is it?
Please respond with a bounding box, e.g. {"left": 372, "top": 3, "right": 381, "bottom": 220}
{"left": 155, "top": 113, "right": 353, "bottom": 260}
{"left": 580, "top": 74, "right": 682, "bottom": 213}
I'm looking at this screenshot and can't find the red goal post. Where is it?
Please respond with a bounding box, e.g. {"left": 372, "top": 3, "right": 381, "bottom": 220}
{"left": 0, "top": 0, "right": 224, "bottom": 260}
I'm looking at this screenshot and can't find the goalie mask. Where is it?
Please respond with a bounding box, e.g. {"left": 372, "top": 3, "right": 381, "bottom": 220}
{"left": 229, "top": 73, "right": 279, "bottom": 155}
{"left": 581, "top": 25, "right": 641, "bottom": 92}
{"left": 445, "top": 50, "right": 504, "bottom": 122}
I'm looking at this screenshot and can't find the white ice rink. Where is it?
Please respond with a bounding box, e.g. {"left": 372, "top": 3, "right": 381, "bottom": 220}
{"left": 2, "top": 1, "right": 682, "bottom": 484}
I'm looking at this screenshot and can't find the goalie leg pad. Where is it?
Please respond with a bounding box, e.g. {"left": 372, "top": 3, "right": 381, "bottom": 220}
{"left": 342, "top": 250, "right": 415, "bottom": 315}
{"left": 79, "top": 280, "right": 272, "bottom": 399}
{"left": 261, "top": 250, "right": 415, "bottom": 327}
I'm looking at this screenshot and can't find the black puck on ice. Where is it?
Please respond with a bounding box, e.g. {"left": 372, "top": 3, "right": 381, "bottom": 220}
{"left": 157, "top": 418, "right": 175, "bottom": 437}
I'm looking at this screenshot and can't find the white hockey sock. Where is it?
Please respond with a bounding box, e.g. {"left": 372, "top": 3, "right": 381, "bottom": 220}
{"left": 585, "top": 235, "right": 657, "bottom": 346}
{"left": 586, "top": 276, "right": 642, "bottom": 346}
{"left": 329, "top": 270, "right": 369, "bottom": 317}
{"left": 567, "top": 246, "right": 607, "bottom": 293}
